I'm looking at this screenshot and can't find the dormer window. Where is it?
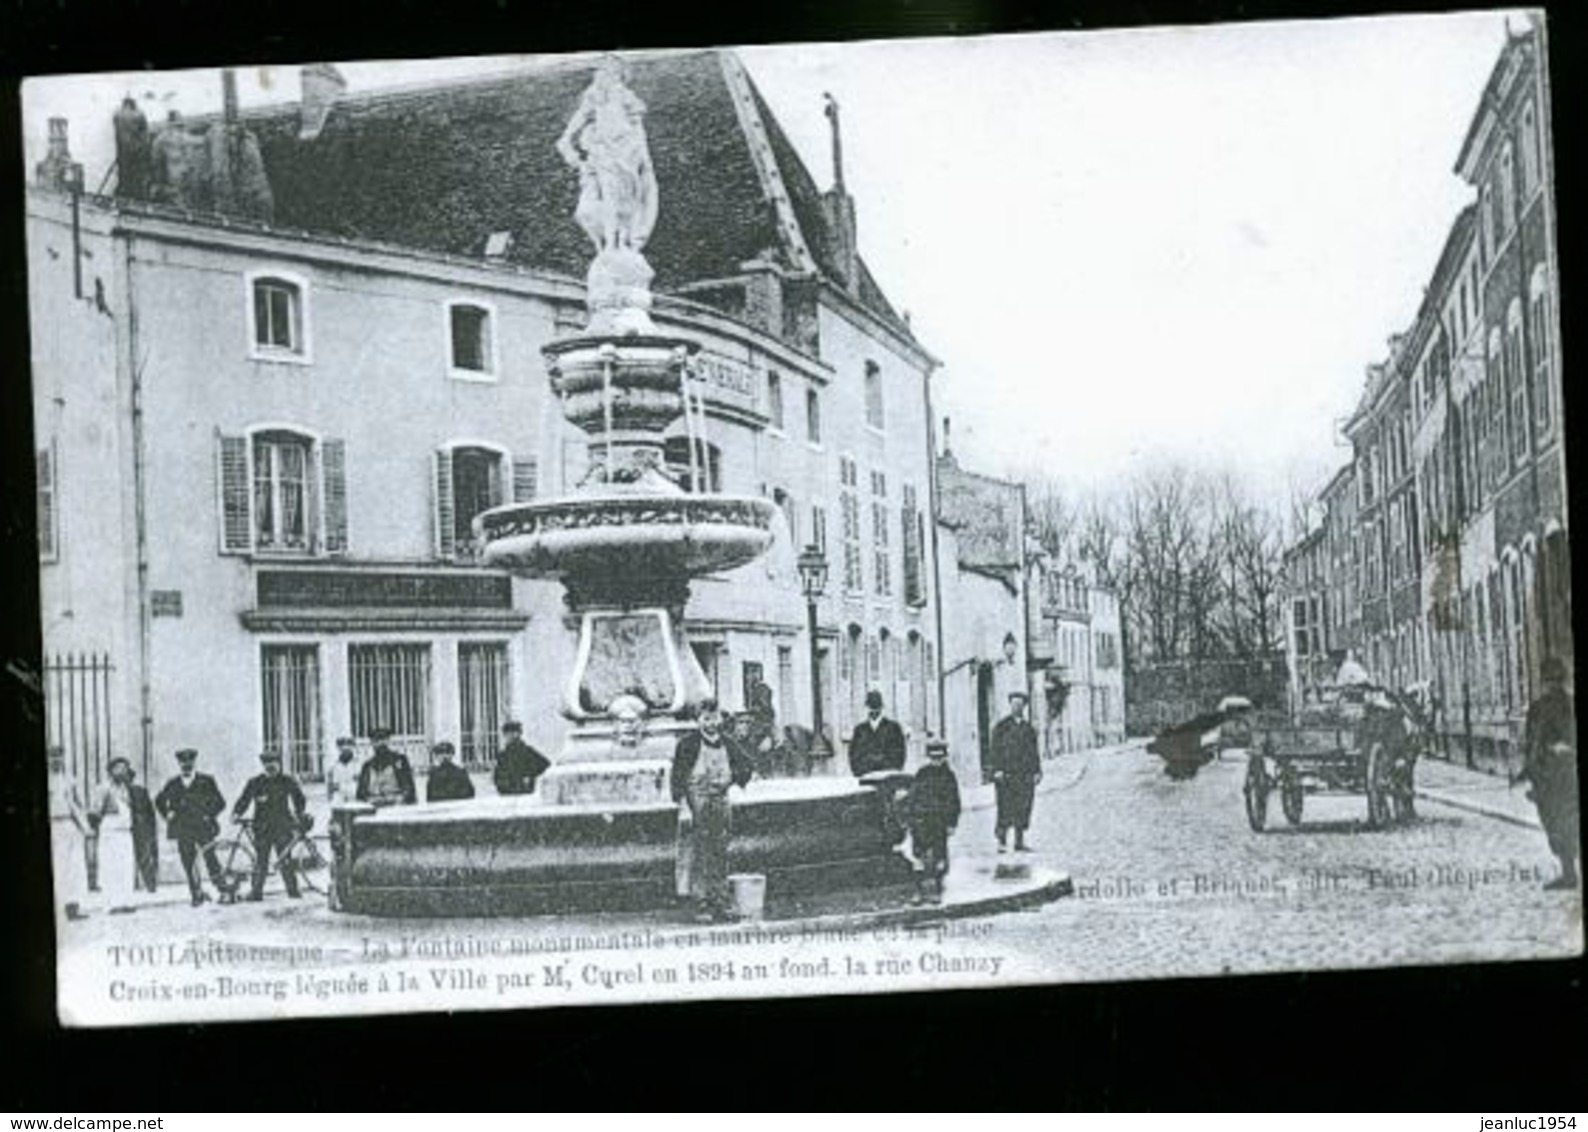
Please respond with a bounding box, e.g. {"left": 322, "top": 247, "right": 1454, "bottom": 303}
{"left": 247, "top": 272, "right": 310, "bottom": 362}
{"left": 447, "top": 301, "right": 497, "bottom": 380}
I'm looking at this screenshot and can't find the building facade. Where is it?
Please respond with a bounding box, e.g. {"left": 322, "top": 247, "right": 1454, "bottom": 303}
{"left": 1281, "top": 22, "right": 1568, "bottom": 770}
{"left": 31, "top": 51, "right": 942, "bottom": 801}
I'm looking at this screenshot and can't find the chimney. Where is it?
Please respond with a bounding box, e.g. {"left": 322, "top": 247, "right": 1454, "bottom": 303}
{"left": 221, "top": 68, "right": 240, "bottom": 127}
{"left": 35, "top": 117, "right": 83, "bottom": 191}
{"left": 299, "top": 63, "right": 347, "bottom": 141}
{"left": 821, "top": 93, "right": 859, "bottom": 295}
{"left": 113, "top": 97, "right": 151, "bottom": 199}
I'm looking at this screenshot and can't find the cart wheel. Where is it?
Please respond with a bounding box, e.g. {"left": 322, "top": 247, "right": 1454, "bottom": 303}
{"left": 1280, "top": 769, "right": 1304, "bottom": 826}
{"left": 1364, "top": 742, "right": 1392, "bottom": 829}
{"left": 1243, "top": 756, "right": 1269, "bottom": 832}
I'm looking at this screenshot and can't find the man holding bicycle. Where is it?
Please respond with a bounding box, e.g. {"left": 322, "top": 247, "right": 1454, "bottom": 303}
{"left": 232, "top": 751, "right": 310, "bottom": 901}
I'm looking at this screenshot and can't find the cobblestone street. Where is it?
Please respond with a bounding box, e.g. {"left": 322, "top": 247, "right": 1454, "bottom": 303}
{"left": 975, "top": 743, "right": 1582, "bottom": 982}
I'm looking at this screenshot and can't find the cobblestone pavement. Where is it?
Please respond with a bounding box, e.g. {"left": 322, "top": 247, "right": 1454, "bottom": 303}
{"left": 972, "top": 743, "right": 1582, "bottom": 982}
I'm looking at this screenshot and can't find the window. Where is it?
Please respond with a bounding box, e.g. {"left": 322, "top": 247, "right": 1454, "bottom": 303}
{"left": 248, "top": 272, "right": 308, "bottom": 360}
{"left": 777, "top": 645, "right": 795, "bottom": 724}
{"left": 773, "top": 488, "right": 799, "bottom": 548}
{"left": 870, "top": 468, "right": 891, "bottom": 597}
{"left": 901, "top": 483, "right": 926, "bottom": 607}
{"left": 741, "top": 661, "right": 765, "bottom": 712}
{"left": 863, "top": 361, "right": 885, "bottom": 431}
{"left": 447, "top": 301, "right": 496, "bottom": 378}
{"left": 261, "top": 645, "right": 322, "bottom": 779}
{"left": 840, "top": 457, "right": 863, "bottom": 593}
{"left": 865, "top": 634, "right": 882, "bottom": 687}
{"left": 348, "top": 643, "right": 432, "bottom": 763}
{"left": 806, "top": 387, "right": 822, "bottom": 446}
{"left": 458, "top": 642, "right": 510, "bottom": 769}
{"left": 811, "top": 503, "right": 829, "bottom": 555}
{"left": 37, "top": 444, "right": 58, "bottom": 561}
{"left": 1506, "top": 302, "right": 1527, "bottom": 468}
{"left": 663, "top": 437, "right": 721, "bottom": 494}
{"left": 1480, "top": 186, "right": 1495, "bottom": 265}
{"left": 219, "top": 428, "right": 345, "bottom": 556}
{"left": 1530, "top": 267, "right": 1553, "bottom": 436}
{"left": 436, "top": 444, "right": 529, "bottom": 561}
{"left": 767, "top": 371, "right": 785, "bottom": 432}
{"left": 1520, "top": 101, "right": 1541, "bottom": 197}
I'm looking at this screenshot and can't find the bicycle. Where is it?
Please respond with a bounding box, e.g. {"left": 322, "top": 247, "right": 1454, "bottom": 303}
{"left": 205, "top": 816, "right": 331, "bottom": 900}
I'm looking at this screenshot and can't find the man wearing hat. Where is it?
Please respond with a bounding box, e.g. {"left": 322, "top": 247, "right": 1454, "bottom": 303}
{"left": 325, "top": 736, "right": 364, "bottom": 805}
{"left": 425, "top": 741, "right": 476, "bottom": 803}
{"left": 154, "top": 748, "right": 229, "bottom": 905}
{"left": 907, "top": 738, "right": 962, "bottom": 904}
{"left": 493, "top": 720, "right": 551, "bottom": 796}
{"left": 356, "top": 726, "right": 418, "bottom": 808}
{"left": 1518, "top": 656, "right": 1579, "bottom": 891}
{"left": 848, "top": 689, "right": 907, "bottom": 777}
{"left": 233, "top": 751, "right": 310, "bottom": 900}
{"left": 989, "top": 690, "right": 1042, "bottom": 852}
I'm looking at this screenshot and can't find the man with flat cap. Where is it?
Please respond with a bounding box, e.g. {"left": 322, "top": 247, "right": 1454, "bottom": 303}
{"left": 493, "top": 720, "right": 551, "bottom": 796}
{"left": 356, "top": 726, "right": 418, "bottom": 808}
{"left": 426, "top": 741, "right": 476, "bottom": 803}
{"left": 989, "top": 690, "right": 1042, "bottom": 852}
{"left": 848, "top": 689, "right": 907, "bottom": 777}
{"left": 155, "top": 748, "right": 229, "bottom": 905}
{"left": 232, "top": 750, "right": 309, "bottom": 901}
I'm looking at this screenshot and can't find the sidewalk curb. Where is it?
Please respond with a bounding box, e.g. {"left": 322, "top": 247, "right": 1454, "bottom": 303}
{"left": 1415, "top": 787, "right": 1542, "bottom": 831}
{"left": 767, "top": 868, "right": 1074, "bottom": 933}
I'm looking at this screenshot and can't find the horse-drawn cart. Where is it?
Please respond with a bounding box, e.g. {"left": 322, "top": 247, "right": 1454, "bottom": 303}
{"left": 1243, "top": 694, "right": 1420, "bottom": 832}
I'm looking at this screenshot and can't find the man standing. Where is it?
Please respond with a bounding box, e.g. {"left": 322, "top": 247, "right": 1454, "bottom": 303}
{"left": 848, "top": 689, "right": 906, "bottom": 777}
{"left": 233, "top": 751, "right": 309, "bottom": 901}
{"left": 670, "top": 698, "right": 754, "bottom": 923}
{"left": 356, "top": 726, "right": 418, "bottom": 808}
{"left": 1518, "top": 656, "right": 1579, "bottom": 891}
{"left": 154, "top": 748, "right": 229, "bottom": 905}
{"left": 425, "top": 741, "right": 476, "bottom": 803}
{"left": 493, "top": 720, "right": 551, "bottom": 796}
{"left": 325, "top": 736, "right": 363, "bottom": 805}
{"left": 989, "top": 690, "right": 1042, "bottom": 853}
{"left": 47, "top": 746, "right": 91, "bottom": 919}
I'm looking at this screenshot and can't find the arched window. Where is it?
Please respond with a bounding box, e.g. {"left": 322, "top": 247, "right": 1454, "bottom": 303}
{"left": 1506, "top": 300, "right": 1527, "bottom": 469}
{"left": 1520, "top": 101, "right": 1541, "bottom": 196}
{"left": 1530, "top": 265, "right": 1554, "bottom": 436}
{"left": 434, "top": 441, "right": 536, "bottom": 561}
{"left": 1486, "top": 328, "right": 1505, "bottom": 482}
{"left": 1498, "top": 145, "right": 1516, "bottom": 235}
{"left": 217, "top": 425, "right": 345, "bottom": 556}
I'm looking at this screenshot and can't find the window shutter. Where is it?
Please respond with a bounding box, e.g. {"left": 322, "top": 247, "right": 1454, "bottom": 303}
{"left": 433, "top": 448, "right": 455, "bottom": 559}
{"left": 321, "top": 438, "right": 348, "bottom": 556}
{"left": 37, "top": 446, "right": 57, "bottom": 560}
{"left": 512, "top": 457, "right": 538, "bottom": 503}
{"left": 217, "top": 433, "right": 252, "bottom": 554}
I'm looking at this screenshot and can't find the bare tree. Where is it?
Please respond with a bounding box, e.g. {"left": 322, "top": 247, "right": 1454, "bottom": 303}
{"left": 1022, "top": 471, "right": 1078, "bottom": 560}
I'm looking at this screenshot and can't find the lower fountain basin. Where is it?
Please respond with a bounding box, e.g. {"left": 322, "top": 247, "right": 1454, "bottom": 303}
{"left": 477, "top": 492, "right": 776, "bottom": 580}
{"left": 339, "top": 778, "right": 912, "bottom": 917}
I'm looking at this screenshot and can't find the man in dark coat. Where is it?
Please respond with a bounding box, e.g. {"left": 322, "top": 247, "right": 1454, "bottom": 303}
{"left": 849, "top": 689, "right": 907, "bottom": 777}
{"left": 670, "top": 698, "right": 755, "bottom": 922}
{"left": 126, "top": 767, "right": 160, "bottom": 896}
{"left": 908, "top": 738, "right": 962, "bottom": 904}
{"left": 233, "top": 751, "right": 309, "bottom": 901}
{"left": 493, "top": 720, "right": 551, "bottom": 796}
{"left": 154, "top": 748, "right": 229, "bottom": 905}
{"left": 356, "top": 726, "right": 418, "bottom": 808}
{"left": 1517, "top": 656, "right": 1579, "bottom": 891}
{"left": 425, "top": 740, "right": 476, "bottom": 803}
{"left": 989, "top": 690, "right": 1042, "bottom": 852}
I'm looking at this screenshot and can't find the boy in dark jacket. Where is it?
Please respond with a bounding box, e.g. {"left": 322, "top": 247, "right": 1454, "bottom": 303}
{"left": 908, "top": 738, "right": 962, "bottom": 904}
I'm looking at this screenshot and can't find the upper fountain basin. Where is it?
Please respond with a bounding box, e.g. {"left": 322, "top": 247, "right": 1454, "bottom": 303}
{"left": 478, "top": 491, "right": 776, "bottom": 580}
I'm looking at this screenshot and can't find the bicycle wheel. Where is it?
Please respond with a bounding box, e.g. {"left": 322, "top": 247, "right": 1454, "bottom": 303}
{"left": 210, "top": 836, "right": 256, "bottom": 898}
{"left": 287, "top": 836, "right": 331, "bottom": 896}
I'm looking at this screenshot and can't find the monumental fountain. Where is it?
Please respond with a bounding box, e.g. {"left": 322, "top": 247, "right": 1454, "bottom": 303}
{"left": 333, "top": 57, "right": 913, "bottom": 917}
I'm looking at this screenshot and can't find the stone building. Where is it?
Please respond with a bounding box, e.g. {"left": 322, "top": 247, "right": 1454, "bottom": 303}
{"left": 29, "top": 51, "right": 942, "bottom": 801}
{"left": 1281, "top": 21, "right": 1567, "bottom": 770}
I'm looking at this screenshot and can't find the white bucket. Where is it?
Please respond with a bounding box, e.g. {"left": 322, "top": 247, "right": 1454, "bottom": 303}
{"left": 728, "top": 873, "right": 767, "bottom": 921}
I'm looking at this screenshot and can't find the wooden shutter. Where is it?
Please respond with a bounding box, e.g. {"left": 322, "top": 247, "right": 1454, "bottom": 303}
{"left": 512, "top": 457, "right": 538, "bottom": 503}
{"left": 37, "top": 446, "right": 57, "bottom": 560}
{"left": 217, "top": 433, "right": 252, "bottom": 554}
{"left": 321, "top": 438, "right": 347, "bottom": 556}
{"left": 433, "top": 448, "right": 455, "bottom": 559}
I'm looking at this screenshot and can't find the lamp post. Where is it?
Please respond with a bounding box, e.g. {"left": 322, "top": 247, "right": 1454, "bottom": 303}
{"left": 797, "top": 544, "right": 830, "bottom": 757}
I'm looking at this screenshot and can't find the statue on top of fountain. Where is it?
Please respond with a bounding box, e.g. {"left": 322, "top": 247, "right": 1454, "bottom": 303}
{"left": 558, "top": 55, "right": 661, "bottom": 336}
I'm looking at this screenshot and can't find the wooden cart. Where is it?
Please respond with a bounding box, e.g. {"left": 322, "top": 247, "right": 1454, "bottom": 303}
{"left": 1243, "top": 704, "right": 1418, "bottom": 832}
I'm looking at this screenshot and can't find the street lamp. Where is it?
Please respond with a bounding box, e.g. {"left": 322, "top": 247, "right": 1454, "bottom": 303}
{"left": 796, "top": 544, "right": 831, "bottom": 757}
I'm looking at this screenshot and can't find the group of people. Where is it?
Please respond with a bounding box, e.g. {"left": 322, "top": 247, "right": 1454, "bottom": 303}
{"left": 326, "top": 721, "right": 552, "bottom": 808}
{"left": 669, "top": 685, "right": 1046, "bottom": 918}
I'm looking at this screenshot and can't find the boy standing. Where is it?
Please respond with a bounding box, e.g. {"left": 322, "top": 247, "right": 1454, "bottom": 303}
{"left": 908, "top": 738, "right": 962, "bottom": 904}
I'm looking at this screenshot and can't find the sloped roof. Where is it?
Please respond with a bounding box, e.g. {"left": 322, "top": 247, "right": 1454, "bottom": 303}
{"left": 936, "top": 452, "right": 1024, "bottom": 571}
{"left": 231, "top": 50, "right": 913, "bottom": 338}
